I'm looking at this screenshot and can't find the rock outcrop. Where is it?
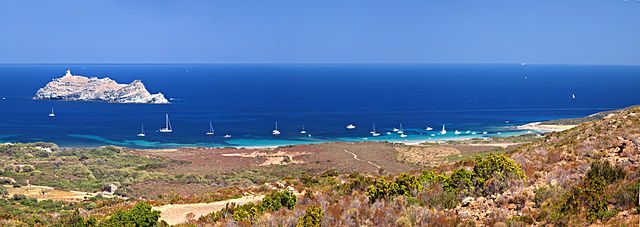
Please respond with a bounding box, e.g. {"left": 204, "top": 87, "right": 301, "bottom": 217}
{"left": 34, "top": 69, "right": 169, "bottom": 104}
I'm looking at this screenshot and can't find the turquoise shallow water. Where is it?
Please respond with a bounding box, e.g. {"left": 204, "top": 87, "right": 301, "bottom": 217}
{"left": 0, "top": 64, "right": 638, "bottom": 148}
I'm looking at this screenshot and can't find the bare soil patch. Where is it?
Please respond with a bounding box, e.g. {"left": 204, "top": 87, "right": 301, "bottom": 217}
{"left": 153, "top": 194, "right": 265, "bottom": 226}
{"left": 4, "top": 184, "right": 116, "bottom": 202}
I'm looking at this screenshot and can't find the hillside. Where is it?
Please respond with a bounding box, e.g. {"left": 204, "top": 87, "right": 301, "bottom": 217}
{"left": 0, "top": 106, "right": 639, "bottom": 226}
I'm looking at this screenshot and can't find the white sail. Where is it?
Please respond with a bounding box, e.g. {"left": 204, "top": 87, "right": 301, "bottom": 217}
{"left": 160, "top": 114, "right": 172, "bottom": 133}
{"left": 272, "top": 122, "right": 281, "bottom": 135}
{"left": 137, "top": 124, "right": 146, "bottom": 137}
{"left": 48, "top": 108, "right": 55, "bottom": 117}
{"left": 206, "top": 122, "right": 214, "bottom": 135}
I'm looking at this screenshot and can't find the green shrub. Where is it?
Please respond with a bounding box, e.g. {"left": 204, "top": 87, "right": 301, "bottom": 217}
{"left": 558, "top": 176, "right": 614, "bottom": 223}
{"left": 12, "top": 194, "right": 27, "bottom": 201}
{"left": 52, "top": 209, "right": 97, "bottom": 227}
{"left": 443, "top": 169, "right": 474, "bottom": 193}
{"left": 296, "top": 205, "right": 323, "bottom": 227}
{"left": 261, "top": 190, "right": 297, "bottom": 211}
{"left": 215, "top": 190, "right": 297, "bottom": 223}
{"left": 99, "top": 202, "right": 160, "bottom": 226}
{"left": 366, "top": 177, "right": 395, "bottom": 203}
{"left": 0, "top": 185, "right": 8, "bottom": 198}
{"left": 586, "top": 160, "right": 625, "bottom": 184}
{"left": 612, "top": 181, "right": 640, "bottom": 211}
{"left": 337, "top": 173, "right": 374, "bottom": 195}
{"left": 366, "top": 173, "right": 423, "bottom": 203}
{"left": 394, "top": 173, "right": 423, "bottom": 197}
{"left": 429, "top": 190, "right": 458, "bottom": 209}
{"left": 321, "top": 169, "right": 339, "bottom": 177}
{"left": 34, "top": 151, "right": 50, "bottom": 158}
{"left": 472, "top": 154, "right": 525, "bottom": 195}
{"left": 419, "top": 170, "right": 436, "bottom": 185}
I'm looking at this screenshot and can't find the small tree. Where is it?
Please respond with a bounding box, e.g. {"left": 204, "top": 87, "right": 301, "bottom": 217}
{"left": 297, "top": 205, "right": 323, "bottom": 227}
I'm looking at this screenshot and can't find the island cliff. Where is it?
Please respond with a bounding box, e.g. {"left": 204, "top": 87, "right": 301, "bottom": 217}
{"left": 34, "top": 69, "right": 169, "bottom": 104}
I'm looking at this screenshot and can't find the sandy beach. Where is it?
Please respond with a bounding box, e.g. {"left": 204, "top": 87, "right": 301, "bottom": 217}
{"left": 516, "top": 122, "right": 576, "bottom": 132}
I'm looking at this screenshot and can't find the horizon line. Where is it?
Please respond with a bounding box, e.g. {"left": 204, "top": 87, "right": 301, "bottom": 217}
{"left": 0, "top": 62, "right": 639, "bottom": 66}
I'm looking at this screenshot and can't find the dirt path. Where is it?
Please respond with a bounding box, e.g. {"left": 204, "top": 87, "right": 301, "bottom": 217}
{"left": 4, "top": 184, "right": 118, "bottom": 202}
{"left": 343, "top": 149, "right": 381, "bottom": 169}
{"left": 153, "top": 194, "right": 264, "bottom": 225}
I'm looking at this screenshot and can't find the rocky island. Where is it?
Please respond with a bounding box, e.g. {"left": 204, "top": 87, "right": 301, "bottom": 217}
{"left": 34, "top": 69, "right": 169, "bottom": 104}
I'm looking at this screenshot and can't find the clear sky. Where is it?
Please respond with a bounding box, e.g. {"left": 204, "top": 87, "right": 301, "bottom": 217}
{"left": 1, "top": 0, "right": 639, "bottom": 64}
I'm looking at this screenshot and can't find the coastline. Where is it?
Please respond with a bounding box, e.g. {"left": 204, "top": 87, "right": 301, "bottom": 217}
{"left": 515, "top": 122, "right": 576, "bottom": 132}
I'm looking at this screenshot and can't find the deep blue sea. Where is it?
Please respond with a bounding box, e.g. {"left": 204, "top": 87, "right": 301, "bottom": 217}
{"left": 0, "top": 64, "right": 638, "bottom": 148}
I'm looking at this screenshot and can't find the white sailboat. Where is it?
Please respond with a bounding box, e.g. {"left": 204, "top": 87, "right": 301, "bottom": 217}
{"left": 397, "top": 124, "right": 404, "bottom": 134}
{"left": 206, "top": 122, "right": 214, "bottom": 135}
{"left": 48, "top": 108, "right": 55, "bottom": 117}
{"left": 272, "top": 122, "right": 281, "bottom": 135}
{"left": 399, "top": 124, "right": 407, "bottom": 137}
{"left": 137, "top": 124, "right": 146, "bottom": 137}
{"left": 159, "top": 114, "right": 173, "bottom": 133}
{"left": 300, "top": 124, "right": 307, "bottom": 134}
{"left": 572, "top": 93, "right": 576, "bottom": 99}
{"left": 371, "top": 123, "right": 380, "bottom": 137}
{"left": 346, "top": 124, "right": 356, "bottom": 129}
{"left": 441, "top": 125, "right": 447, "bottom": 135}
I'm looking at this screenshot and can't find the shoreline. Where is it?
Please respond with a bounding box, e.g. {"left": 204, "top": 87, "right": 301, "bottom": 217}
{"left": 1, "top": 122, "right": 579, "bottom": 151}
{"left": 515, "top": 122, "right": 576, "bottom": 132}
{"left": 54, "top": 129, "right": 539, "bottom": 151}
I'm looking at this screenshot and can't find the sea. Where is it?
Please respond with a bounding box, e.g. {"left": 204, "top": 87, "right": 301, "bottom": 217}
{"left": 0, "top": 64, "right": 638, "bottom": 149}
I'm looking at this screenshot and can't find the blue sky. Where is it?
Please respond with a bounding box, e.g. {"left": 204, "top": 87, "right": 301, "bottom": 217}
{"left": 0, "top": 0, "right": 639, "bottom": 64}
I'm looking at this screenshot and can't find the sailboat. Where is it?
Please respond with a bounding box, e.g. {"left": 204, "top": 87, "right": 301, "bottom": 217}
{"left": 206, "top": 122, "right": 214, "bottom": 135}
{"left": 371, "top": 124, "right": 380, "bottom": 137}
{"left": 441, "top": 125, "right": 447, "bottom": 135}
{"left": 272, "top": 122, "right": 281, "bottom": 135}
{"left": 159, "top": 114, "right": 173, "bottom": 133}
{"left": 572, "top": 93, "right": 576, "bottom": 99}
{"left": 300, "top": 124, "right": 307, "bottom": 134}
{"left": 397, "top": 124, "right": 404, "bottom": 134}
{"left": 48, "top": 108, "right": 55, "bottom": 117}
{"left": 137, "top": 124, "right": 146, "bottom": 137}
